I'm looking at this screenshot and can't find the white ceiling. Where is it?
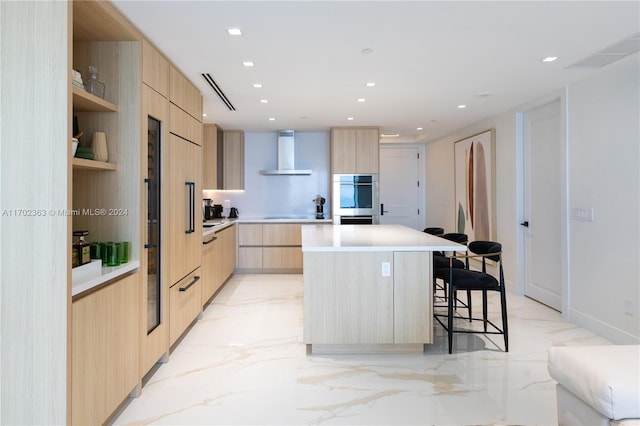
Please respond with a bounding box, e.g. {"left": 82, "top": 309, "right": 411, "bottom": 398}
{"left": 113, "top": 1, "right": 639, "bottom": 142}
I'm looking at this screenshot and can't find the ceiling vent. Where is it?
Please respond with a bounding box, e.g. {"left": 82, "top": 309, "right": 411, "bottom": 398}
{"left": 202, "top": 73, "right": 235, "bottom": 111}
{"left": 567, "top": 33, "right": 640, "bottom": 69}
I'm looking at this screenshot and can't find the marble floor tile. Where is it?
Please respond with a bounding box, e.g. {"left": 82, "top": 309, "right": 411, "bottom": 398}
{"left": 112, "top": 274, "right": 610, "bottom": 425}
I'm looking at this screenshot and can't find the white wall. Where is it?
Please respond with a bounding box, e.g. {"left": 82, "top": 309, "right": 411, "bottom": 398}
{"left": 566, "top": 54, "right": 640, "bottom": 343}
{"left": 424, "top": 101, "right": 520, "bottom": 288}
{"left": 424, "top": 53, "right": 640, "bottom": 344}
{"left": 204, "top": 131, "right": 331, "bottom": 218}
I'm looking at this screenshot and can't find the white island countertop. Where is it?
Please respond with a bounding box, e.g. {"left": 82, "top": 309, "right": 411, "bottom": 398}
{"left": 301, "top": 224, "right": 467, "bottom": 252}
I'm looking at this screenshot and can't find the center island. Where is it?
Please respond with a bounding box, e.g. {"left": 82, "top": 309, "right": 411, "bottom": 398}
{"left": 301, "top": 224, "right": 467, "bottom": 353}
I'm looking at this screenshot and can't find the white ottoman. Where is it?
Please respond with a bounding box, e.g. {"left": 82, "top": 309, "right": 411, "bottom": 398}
{"left": 548, "top": 345, "right": 640, "bottom": 426}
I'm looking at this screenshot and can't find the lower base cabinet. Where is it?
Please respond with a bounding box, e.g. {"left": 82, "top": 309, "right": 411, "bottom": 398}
{"left": 169, "top": 268, "right": 202, "bottom": 346}
{"left": 72, "top": 273, "right": 140, "bottom": 425}
{"left": 238, "top": 223, "right": 303, "bottom": 272}
{"left": 202, "top": 224, "right": 237, "bottom": 305}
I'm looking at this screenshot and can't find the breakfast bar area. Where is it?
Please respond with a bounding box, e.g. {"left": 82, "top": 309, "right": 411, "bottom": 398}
{"left": 301, "top": 224, "right": 466, "bottom": 353}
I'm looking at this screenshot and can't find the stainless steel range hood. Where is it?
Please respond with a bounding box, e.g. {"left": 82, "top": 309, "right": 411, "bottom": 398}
{"left": 260, "top": 130, "right": 312, "bottom": 175}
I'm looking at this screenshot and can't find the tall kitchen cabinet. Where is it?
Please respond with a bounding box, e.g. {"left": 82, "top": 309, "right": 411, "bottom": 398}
{"left": 330, "top": 127, "right": 380, "bottom": 174}
{"left": 141, "top": 39, "right": 170, "bottom": 377}
{"left": 70, "top": 1, "right": 142, "bottom": 425}
{"left": 166, "top": 65, "right": 203, "bottom": 346}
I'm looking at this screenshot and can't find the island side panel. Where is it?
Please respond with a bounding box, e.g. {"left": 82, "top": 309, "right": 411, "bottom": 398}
{"left": 303, "top": 251, "right": 394, "bottom": 344}
{"left": 393, "top": 251, "right": 433, "bottom": 344}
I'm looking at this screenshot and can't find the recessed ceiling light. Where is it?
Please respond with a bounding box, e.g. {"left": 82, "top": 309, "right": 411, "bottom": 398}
{"left": 253, "top": 83, "right": 262, "bottom": 88}
{"left": 357, "top": 98, "right": 366, "bottom": 102}
{"left": 457, "top": 104, "right": 467, "bottom": 109}
{"left": 202, "top": 113, "right": 208, "bottom": 117}
{"left": 226, "top": 28, "right": 242, "bottom": 36}
{"left": 347, "top": 117, "right": 354, "bottom": 121}
{"left": 416, "top": 127, "right": 423, "bottom": 131}
{"left": 476, "top": 91, "right": 493, "bottom": 97}
{"left": 260, "top": 99, "right": 268, "bottom": 103}
{"left": 542, "top": 56, "right": 558, "bottom": 62}
{"left": 381, "top": 133, "right": 399, "bottom": 137}
{"left": 242, "top": 61, "right": 254, "bottom": 67}
{"left": 366, "top": 82, "right": 376, "bottom": 87}
{"left": 268, "top": 117, "right": 275, "bottom": 121}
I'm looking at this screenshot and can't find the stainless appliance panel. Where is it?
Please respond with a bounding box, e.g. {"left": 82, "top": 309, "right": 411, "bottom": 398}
{"left": 332, "top": 173, "right": 379, "bottom": 218}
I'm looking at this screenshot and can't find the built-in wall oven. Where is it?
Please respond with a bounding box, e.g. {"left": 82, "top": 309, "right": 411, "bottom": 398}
{"left": 332, "top": 174, "right": 379, "bottom": 224}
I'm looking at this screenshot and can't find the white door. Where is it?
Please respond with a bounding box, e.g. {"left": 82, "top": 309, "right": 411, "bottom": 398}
{"left": 523, "top": 100, "right": 563, "bottom": 311}
{"left": 379, "top": 145, "right": 422, "bottom": 230}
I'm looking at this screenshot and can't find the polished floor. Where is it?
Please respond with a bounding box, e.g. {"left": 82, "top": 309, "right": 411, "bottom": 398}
{"left": 113, "top": 274, "right": 610, "bottom": 425}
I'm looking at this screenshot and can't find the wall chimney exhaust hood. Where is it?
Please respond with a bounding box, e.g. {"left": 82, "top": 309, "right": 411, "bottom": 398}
{"left": 260, "top": 130, "right": 312, "bottom": 175}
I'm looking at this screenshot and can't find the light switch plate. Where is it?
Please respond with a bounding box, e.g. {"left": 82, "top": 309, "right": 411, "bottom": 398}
{"left": 381, "top": 262, "right": 391, "bottom": 277}
{"left": 572, "top": 207, "right": 594, "bottom": 222}
{"left": 224, "top": 200, "right": 231, "bottom": 210}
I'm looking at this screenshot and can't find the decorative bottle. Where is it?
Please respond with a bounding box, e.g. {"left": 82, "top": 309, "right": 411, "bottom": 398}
{"left": 86, "top": 65, "right": 105, "bottom": 99}
{"left": 72, "top": 230, "right": 91, "bottom": 267}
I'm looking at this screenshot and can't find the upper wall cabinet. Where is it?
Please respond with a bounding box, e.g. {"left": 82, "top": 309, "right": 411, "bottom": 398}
{"left": 202, "top": 124, "right": 219, "bottom": 189}
{"left": 169, "top": 64, "right": 202, "bottom": 121}
{"left": 222, "top": 130, "right": 245, "bottom": 190}
{"left": 142, "top": 39, "right": 169, "bottom": 97}
{"left": 203, "top": 125, "right": 244, "bottom": 190}
{"left": 331, "top": 127, "right": 379, "bottom": 174}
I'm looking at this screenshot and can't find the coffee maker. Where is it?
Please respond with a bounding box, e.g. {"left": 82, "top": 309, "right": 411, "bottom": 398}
{"left": 313, "top": 195, "right": 326, "bottom": 219}
{"left": 203, "top": 199, "right": 214, "bottom": 221}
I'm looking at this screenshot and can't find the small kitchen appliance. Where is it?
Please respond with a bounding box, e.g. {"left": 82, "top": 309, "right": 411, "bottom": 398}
{"left": 229, "top": 207, "right": 239, "bottom": 218}
{"left": 212, "top": 204, "right": 223, "bottom": 218}
{"left": 313, "top": 195, "right": 326, "bottom": 219}
{"left": 203, "top": 198, "right": 213, "bottom": 221}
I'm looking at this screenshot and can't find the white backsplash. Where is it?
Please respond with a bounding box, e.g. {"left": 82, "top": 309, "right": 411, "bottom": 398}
{"left": 203, "top": 131, "right": 331, "bottom": 219}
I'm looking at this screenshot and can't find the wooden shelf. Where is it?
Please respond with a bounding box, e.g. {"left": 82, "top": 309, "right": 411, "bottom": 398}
{"left": 72, "top": 86, "right": 117, "bottom": 112}
{"left": 72, "top": 158, "right": 117, "bottom": 171}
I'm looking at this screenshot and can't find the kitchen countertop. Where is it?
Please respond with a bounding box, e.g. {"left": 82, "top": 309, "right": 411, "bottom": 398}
{"left": 72, "top": 260, "right": 140, "bottom": 297}
{"left": 203, "top": 217, "right": 331, "bottom": 236}
{"left": 203, "top": 219, "right": 237, "bottom": 237}
{"left": 301, "top": 224, "right": 468, "bottom": 252}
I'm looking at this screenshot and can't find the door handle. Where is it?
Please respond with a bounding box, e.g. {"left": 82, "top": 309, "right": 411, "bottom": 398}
{"left": 380, "top": 203, "right": 389, "bottom": 215}
{"left": 179, "top": 275, "right": 200, "bottom": 292}
{"left": 144, "top": 178, "right": 153, "bottom": 248}
{"left": 521, "top": 221, "right": 529, "bottom": 227}
{"left": 185, "top": 181, "right": 195, "bottom": 234}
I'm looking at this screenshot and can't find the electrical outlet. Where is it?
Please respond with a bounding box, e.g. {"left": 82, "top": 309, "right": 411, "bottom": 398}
{"left": 381, "top": 262, "right": 391, "bottom": 277}
{"left": 224, "top": 200, "right": 231, "bottom": 210}
{"left": 624, "top": 298, "right": 633, "bottom": 316}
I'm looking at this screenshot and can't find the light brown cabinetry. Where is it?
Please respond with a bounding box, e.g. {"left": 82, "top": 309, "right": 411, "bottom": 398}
{"left": 166, "top": 134, "right": 202, "bottom": 286}
{"left": 222, "top": 130, "right": 245, "bottom": 189}
{"left": 202, "top": 224, "right": 237, "bottom": 305}
{"left": 142, "top": 39, "right": 169, "bottom": 97}
{"left": 238, "top": 223, "right": 303, "bottom": 272}
{"left": 141, "top": 80, "right": 169, "bottom": 376}
{"left": 170, "top": 103, "right": 202, "bottom": 146}
{"left": 72, "top": 273, "right": 140, "bottom": 425}
{"left": 159, "top": 45, "right": 203, "bottom": 356}
{"left": 169, "top": 64, "right": 202, "bottom": 121}
{"left": 202, "top": 126, "right": 244, "bottom": 190}
{"left": 330, "top": 127, "right": 380, "bottom": 174}
{"left": 202, "top": 124, "right": 219, "bottom": 189}
{"left": 169, "top": 268, "right": 202, "bottom": 346}
{"left": 70, "top": 2, "right": 143, "bottom": 423}
{"left": 303, "top": 251, "right": 432, "bottom": 345}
